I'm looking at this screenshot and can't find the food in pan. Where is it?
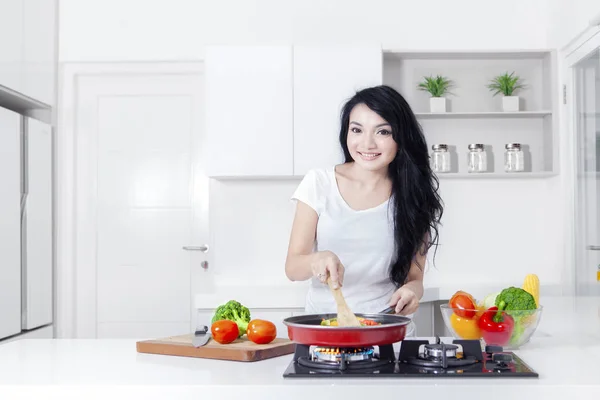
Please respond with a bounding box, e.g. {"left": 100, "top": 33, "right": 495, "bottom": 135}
{"left": 320, "top": 317, "right": 381, "bottom": 326}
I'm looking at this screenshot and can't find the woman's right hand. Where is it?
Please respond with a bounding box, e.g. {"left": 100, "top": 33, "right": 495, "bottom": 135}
{"left": 310, "top": 251, "right": 345, "bottom": 289}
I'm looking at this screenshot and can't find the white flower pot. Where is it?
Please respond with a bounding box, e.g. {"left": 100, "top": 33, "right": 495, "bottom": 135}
{"left": 429, "top": 97, "right": 446, "bottom": 113}
{"left": 502, "top": 96, "right": 519, "bottom": 112}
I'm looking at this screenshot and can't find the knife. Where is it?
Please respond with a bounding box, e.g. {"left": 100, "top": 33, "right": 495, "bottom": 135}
{"left": 192, "top": 325, "right": 211, "bottom": 347}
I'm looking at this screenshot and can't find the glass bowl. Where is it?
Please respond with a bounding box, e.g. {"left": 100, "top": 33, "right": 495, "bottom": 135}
{"left": 440, "top": 304, "right": 543, "bottom": 350}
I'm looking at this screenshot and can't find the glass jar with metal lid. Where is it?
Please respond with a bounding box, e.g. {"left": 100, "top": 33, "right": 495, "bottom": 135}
{"left": 431, "top": 144, "right": 451, "bottom": 173}
{"left": 504, "top": 143, "right": 524, "bottom": 172}
{"left": 467, "top": 144, "right": 487, "bottom": 173}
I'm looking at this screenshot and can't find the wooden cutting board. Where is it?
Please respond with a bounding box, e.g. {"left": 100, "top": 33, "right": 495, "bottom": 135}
{"left": 136, "top": 333, "right": 296, "bottom": 362}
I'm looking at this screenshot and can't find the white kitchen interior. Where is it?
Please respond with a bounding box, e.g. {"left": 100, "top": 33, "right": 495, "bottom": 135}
{"left": 1, "top": 0, "right": 600, "bottom": 398}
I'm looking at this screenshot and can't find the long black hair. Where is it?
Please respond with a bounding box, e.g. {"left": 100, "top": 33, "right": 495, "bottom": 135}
{"left": 339, "top": 85, "right": 444, "bottom": 288}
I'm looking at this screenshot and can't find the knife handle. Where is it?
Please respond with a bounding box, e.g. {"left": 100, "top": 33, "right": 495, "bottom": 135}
{"left": 195, "top": 325, "right": 208, "bottom": 335}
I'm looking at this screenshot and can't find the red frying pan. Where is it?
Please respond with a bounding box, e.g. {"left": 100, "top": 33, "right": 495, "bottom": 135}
{"left": 282, "top": 309, "right": 411, "bottom": 347}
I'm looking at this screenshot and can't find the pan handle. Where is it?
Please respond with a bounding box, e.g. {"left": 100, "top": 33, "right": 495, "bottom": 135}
{"left": 379, "top": 306, "right": 395, "bottom": 314}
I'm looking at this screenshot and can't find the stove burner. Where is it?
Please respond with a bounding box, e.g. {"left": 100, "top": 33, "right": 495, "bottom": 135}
{"left": 405, "top": 355, "right": 478, "bottom": 369}
{"left": 403, "top": 341, "right": 477, "bottom": 369}
{"left": 313, "top": 347, "right": 374, "bottom": 362}
{"left": 291, "top": 343, "right": 395, "bottom": 372}
{"left": 423, "top": 343, "right": 458, "bottom": 359}
{"left": 283, "top": 337, "right": 539, "bottom": 378}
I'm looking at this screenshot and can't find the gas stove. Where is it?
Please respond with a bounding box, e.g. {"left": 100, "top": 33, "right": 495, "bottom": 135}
{"left": 282, "top": 337, "right": 538, "bottom": 378}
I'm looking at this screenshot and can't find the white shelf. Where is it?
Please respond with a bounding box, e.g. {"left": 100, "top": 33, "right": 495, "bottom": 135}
{"left": 436, "top": 171, "right": 558, "bottom": 179}
{"left": 384, "top": 49, "right": 553, "bottom": 60}
{"left": 383, "top": 49, "right": 558, "bottom": 176}
{"left": 415, "top": 111, "right": 552, "bottom": 119}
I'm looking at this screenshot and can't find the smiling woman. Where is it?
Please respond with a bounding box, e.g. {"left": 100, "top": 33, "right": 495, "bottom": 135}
{"left": 284, "top": 85, "right": 444, "bottom": 330}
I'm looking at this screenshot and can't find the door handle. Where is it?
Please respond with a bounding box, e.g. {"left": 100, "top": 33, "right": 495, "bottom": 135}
{"left": 182, "top": 245, "right": 209, "bottom": 253}
{"left": 587, "top": 245, "right": 600, "bottom": 251}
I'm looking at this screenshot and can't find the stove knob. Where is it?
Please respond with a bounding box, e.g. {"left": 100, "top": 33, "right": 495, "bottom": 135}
{"left": 485, "top": 345, "right": 503, "bottom": 354}
{"left": 492, "top": 353, "right": 513, "bottom": 363}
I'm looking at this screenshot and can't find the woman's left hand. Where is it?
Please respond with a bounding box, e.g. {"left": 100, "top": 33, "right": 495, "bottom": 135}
{"left": 389, "top": 286, "right": 419, "bottom": 315}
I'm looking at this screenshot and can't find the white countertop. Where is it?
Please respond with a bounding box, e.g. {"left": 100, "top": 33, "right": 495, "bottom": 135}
{"left": 1, "top": 296, "right": 599, "bottom": 399}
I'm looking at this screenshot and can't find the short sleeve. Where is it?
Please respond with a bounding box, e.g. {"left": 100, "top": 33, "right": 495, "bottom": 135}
{"left": 291, "top": 168, "right": 326, "bottom": 215}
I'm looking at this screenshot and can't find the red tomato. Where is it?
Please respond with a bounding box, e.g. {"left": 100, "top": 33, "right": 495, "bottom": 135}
{"left": 211, "top": 320, "right": 239, "bottom": 344}
{"left": 449, "top": 291, "right": 477, "bottom": 319}
{"left": 246, "top": 319, "right": 277, "bottom": 344}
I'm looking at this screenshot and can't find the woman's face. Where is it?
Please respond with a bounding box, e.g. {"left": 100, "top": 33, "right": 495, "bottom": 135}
{"left": 346, "top": 103, "right": 398, "bottom": 171}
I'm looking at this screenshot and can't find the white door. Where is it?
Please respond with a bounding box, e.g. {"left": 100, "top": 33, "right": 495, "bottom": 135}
{"left": 567, "top": 29, "right": 600, "bottom": 295}
{"left": 73, "top": 67, "right": 209, "bottom": 338}
{"left": 0, "top": 107, "right": 21, "bottom": 340}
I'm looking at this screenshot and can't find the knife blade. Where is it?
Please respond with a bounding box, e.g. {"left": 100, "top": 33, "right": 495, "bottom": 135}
{"left": 192, "top": 325, "right": 211, "bottom": 347}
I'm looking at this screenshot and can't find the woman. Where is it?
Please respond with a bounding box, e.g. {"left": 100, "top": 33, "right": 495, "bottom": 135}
{"left": 285, "top": 85, "right": 443, "bottom": 331}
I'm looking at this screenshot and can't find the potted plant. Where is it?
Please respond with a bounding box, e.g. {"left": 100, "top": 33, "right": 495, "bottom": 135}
{"left": 417, "top": 75, "right": 453, "bottom": 113}
{"left": 487, "top": 72, "right": 525, "bottom": 112}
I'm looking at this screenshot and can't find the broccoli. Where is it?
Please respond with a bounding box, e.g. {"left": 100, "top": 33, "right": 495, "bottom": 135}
{"left": 211, "top": 300, "right": 251, "bottom": 337}
{"left": 495, "top": 287, "right": 537, "bottom": 345}
{"left": 495, "top": 287, "right": 537, "bottom": 314}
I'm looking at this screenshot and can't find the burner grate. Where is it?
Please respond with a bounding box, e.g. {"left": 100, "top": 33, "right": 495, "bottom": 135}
{"left": 313, "top": 347, "right": 374, "bottom": 362}
{"left": 290, "top": 343, "right": 395, "bottom": 372}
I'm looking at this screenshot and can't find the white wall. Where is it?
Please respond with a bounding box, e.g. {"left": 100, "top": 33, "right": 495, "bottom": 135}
{"left": 59, "top": 0, "right": 572, "bottom": 299}
{"left": 546, "top": 0, "right": 600, "bottom": 49}
{"left": 59, "top": 0, "right": 549, "bottom": 62}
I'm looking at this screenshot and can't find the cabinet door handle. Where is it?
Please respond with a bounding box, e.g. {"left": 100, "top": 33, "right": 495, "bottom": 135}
{"left": 587, "top": 245, "right": 600, "bottom": 251}
{"left": 182, "top": 245, "right": 209, "bottom": 253}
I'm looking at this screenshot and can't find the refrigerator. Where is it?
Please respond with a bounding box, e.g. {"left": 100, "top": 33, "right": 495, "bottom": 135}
{"left": 0, "top": 106, "right": 53, "bottom": 341}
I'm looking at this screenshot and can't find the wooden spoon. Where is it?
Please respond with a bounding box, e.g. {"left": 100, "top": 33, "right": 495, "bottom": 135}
{"left": 327, "top": 277, "right": 361, "bottom": 327}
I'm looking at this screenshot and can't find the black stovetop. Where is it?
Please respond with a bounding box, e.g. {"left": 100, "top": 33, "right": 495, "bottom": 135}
{"left": 282, "top": 337, "right": 538, "bottom": 378}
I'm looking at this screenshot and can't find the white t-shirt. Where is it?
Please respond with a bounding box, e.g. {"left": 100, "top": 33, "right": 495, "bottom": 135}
{"left": 291, "top": 165, "right": 399, "bottom": 315}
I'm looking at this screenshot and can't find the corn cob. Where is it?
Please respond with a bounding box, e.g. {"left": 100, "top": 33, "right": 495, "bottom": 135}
{"left": 522, "top": 274, "right": 540, "bottom": 307}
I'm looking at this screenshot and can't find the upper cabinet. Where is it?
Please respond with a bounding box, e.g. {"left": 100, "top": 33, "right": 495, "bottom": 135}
{"left": 0, "top": 0, "right": 24, "bottom": 93}
{"left": 22, "top": 0, "right": 57, "bottom": 106}
{"left": 205, "top": 45, "right": 383, "bottom": 178}
{"left": 0, "top": 0, "right": 56, "bottom": 107}
{"left": 292, "top": 46, "right": 382, "bottom": 176}
{"left": 205, "top": 46, "right": 294, "bottom": 177}
{"left": 205, "top": 46, "right": 557, "bottom": 180}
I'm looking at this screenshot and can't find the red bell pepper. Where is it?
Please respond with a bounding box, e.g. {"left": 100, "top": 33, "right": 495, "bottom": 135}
{"left": 477, "top": 302, "right": 514, "bottom": 346}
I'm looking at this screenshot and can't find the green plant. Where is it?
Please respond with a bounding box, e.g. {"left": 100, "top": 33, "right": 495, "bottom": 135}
{"left": 417, "top": 75, "right": 453, "bottom": 97}
{"left": 487, "top": 72, "right": 525, "bottom": 96}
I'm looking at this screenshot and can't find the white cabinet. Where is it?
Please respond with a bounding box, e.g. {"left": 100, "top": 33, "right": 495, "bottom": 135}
{"left": 205, "top": 46, "right": 293, "bottom": 177}
{"left": 0, "top": 0, "right": 24, "bottom": 93}
{"left": 0, "top": 107, "right": 22, "bottom": 340}
{"left": 0, "top": 0, "right": 56, "bottom": 106}
{"left": 22, "top": 0, "right": 57, "bottom": 106}
{"left": 23, "top": 118, "right": 53, "bottom": 330}
{"left": 205, "top": 45, "right": 383, "bottom": 178}
{"left": 293, "top": 45, "right": 383, "bottom": 176}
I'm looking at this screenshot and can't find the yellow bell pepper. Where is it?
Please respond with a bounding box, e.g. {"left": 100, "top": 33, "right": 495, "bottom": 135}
{"left": 450, "top": 313, "right": 481, "bottom": 339}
